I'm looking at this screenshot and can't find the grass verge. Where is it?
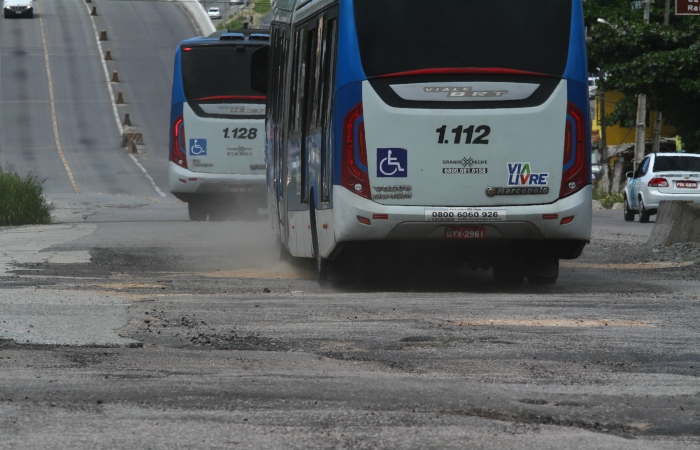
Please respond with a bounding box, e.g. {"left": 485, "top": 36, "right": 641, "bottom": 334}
{"left": 217, "top": 1, "right": 272, "bottom": 30}
{"left": 0, "top": 165, "right": 52, "bottom": 226}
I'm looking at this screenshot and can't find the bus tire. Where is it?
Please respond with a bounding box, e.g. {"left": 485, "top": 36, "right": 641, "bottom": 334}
{"left": 638, "top": 197, "right": 650, "bottom": 223}
{"left": 623, "top": 196, "right": 635, "bottom": 222}
{"left": 527, "top": 259, "right": 559, "bottom": 286}
{"left": 188, "top": 201, "right": 207, "bottom": 221}
{"left": 492, "top": 261, "right": 525, "bottom": 287}
{"left": 310, "top": 197, "right": 330, "bottom": 286}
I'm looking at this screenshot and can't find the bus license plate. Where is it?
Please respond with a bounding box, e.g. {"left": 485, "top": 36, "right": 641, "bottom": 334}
{"left": 446, "top": 226, "right": 485, "bottom": 240}
{"left": 676, "top": 181, "right": 698, "bottom": 189}
{"left": 425, "top": 207, "right": 506, "bottom": 222}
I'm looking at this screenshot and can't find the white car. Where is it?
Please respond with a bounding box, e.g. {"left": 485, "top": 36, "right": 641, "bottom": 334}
{"left": 3, "top": 0, "right": 33, "bottom": 18}
{"left": 623, "top": 152, "right": 700, "bottom": 222}
{"left": 229, "top": 0, "right": 244, "bottom": 4}
{"left": 588, "top": 76, "right": 598, "bottom": 99}
{"left": 207, "top": 7, "right": 222, "bottom": 19}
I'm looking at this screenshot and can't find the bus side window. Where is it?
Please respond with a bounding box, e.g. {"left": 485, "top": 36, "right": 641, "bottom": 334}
{"left": 289, "top": 30, "right": 305, "bottom": 133}
{"left": 310, "top": 17, "right": 324, "bottom": 129}
{"left": 320, "top": 17, "right": 337, "bottom": 203}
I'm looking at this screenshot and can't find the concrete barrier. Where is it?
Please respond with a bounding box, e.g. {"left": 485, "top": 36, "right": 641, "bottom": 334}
{"left": 647, "top": 201, "right": 700, "bottom": 246}
{"left": 176, "top": 0, "right": 215, "bottom": 36}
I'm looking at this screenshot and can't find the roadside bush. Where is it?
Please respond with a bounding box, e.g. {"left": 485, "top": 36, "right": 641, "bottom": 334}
{"left": 217, "top": 1, "right": 272, "bottom": 30}
{"left": 599, "top": 192, "right": 624, "bottom": 209}
{"left": 0, "top": 165, "right": 52, "bottom": 226}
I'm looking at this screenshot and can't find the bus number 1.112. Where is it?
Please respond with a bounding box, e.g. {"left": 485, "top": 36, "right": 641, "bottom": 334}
{"left": 436, "top": 125, "right": 490, "bottom": 145}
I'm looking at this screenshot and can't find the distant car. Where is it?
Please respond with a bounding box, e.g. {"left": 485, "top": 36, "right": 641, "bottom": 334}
{"left": 3, "top": 0, "right": 33, "bottom": 18}
{"left": 207, "top": 7, "right": 222, "bottom": 19}
{"left": 588, "top": 76, "right": 598, "bottom": 99}
{"left": 623, "top": 152, "right": 700, "bottom": 222}
{"left": 229, "top": 0, "right": 244, "bottom": 4}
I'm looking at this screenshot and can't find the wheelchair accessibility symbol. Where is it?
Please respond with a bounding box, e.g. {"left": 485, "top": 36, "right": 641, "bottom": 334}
{"left": 189, "top": 139, "right": 207, "bottom": 156}
{"left": 377, "top": 148, "right": 407, "bottom": 178}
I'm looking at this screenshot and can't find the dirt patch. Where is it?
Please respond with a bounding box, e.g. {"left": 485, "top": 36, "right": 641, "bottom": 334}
{"left": 562, "top": 261, "right": 693, "bottom": 270}
{"left": 447, "top": 319, "right": 654, "bottom": 328}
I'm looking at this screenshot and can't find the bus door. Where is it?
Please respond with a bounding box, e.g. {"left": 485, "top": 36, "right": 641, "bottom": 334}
{"left": 299, "top": 12, "right": 338, "bottom": 209}
{"left": 268, "top": 26, "right": 290, "bottom": 233}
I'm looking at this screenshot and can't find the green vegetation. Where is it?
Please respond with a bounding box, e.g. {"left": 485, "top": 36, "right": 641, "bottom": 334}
{"left": 585, "top": 0, "right": 700, "bottom": 151}
{"left": 217, "top": 1, "right": 272, "bottom": 30}
{"left": 252, "top": 0, "right": 272, "bottom": 14}
{"left": 216, "top": 15, "right": 246, "bottom": 31}
{"left": 0, "top": 165, "right": 52, "bottom": 226}
{"left": 593, "top": 190, "right": 625, "bottom": 209}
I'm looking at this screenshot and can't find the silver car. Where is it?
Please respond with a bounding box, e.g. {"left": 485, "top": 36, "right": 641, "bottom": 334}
{"left": 623, "top": 152, "right": 700, "bottom": 222}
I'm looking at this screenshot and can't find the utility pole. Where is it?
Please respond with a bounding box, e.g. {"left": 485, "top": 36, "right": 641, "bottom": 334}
{"left": 652, "top": 0, "right": 672, "bottom": 153}
{"left": 634, "top": 0, "right": 651, "bottom": 171}
{"left": 0, "top": 9, "right": 3, "bottom": 158}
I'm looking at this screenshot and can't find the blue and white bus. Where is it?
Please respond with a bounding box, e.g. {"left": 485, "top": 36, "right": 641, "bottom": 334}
{"left": 168, "top": 30, "right": 269, "bottom": 221}
{"left": 264, "top": 0, "right": 591, "bottom": 285}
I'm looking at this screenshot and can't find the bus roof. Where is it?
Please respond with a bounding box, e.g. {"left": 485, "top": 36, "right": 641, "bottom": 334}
{"left": 178, "top": 30, "right": 269, "bottom": 48}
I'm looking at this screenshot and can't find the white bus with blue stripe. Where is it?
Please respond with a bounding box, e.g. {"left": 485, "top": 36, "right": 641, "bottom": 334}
{"left": 264, "top": 0, "right": 592, "bottom": 285}
{"left": 168, "top": 30, "right": 269, "bottom": 221}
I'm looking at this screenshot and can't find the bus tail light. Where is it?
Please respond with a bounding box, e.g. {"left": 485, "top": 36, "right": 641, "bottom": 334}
{"left": 560, "top": 101, "right": 587, "bottom": 198}
{"left": 170, "top": 115, "right": 188, "bottom": 169}
{"left": 648, "top": 178, "right": 669, "bottom": 187}
{"left": 341, "top": 103, "right": 371, "bottom": 199}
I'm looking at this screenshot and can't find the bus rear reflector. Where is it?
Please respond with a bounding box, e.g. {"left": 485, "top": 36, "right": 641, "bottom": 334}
{"left": 560, "top": 101, "right": 587, "bottom": 198}
{"left": 341, "top": 103, "right": 371, "bottom": 200}
{"left": 170, "top": 115, "right": 187, "bottom": 169}
{"left": 560, "top": 216, "right": 575, "bottom": 225}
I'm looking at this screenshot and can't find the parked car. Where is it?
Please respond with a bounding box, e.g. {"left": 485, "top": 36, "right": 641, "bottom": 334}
{"left": 623, "top": 152, "right": 700, "bottom": 222}
{"left": 229, "top": 0, "right": 244, "bottom": 4}
{"left": 207, "top": 7, "right": 222, "bottom": 19}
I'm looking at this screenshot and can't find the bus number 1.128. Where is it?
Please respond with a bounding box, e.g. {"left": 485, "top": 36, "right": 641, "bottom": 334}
{"left": 223, "top": 127, "right": 258, "bottom": 139}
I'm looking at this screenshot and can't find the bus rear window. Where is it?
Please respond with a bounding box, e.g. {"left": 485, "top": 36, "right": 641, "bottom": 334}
{"left": 353, "top": 0, "right": 572, "bottom": 78}
{"left": 181, "top": 45, "right": 261, "bottom": 101}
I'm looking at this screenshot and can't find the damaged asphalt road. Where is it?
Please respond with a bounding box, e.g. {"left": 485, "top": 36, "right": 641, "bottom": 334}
{"left": 0, "top": 206, "right": 699, "bottom": 449}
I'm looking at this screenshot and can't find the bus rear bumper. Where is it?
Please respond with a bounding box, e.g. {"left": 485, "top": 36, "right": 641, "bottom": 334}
{"left": 168, "top": 162, "right": 265, "bottom": 199}
{"left": 330, "top": 185, "right": 591, "bottom": 258}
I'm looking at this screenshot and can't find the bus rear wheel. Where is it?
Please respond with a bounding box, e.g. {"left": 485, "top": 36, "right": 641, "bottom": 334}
{"left": 526, "top": 259, "right": 559, "bottom": 285}
{"left": 310, "top": 199, "right": 330, "bottom": 286}
{"left": 492, "top": 261, "right": 525, "bottom": 287}
{"left": 188, "top": 201, "right": 207, "bottom": 221}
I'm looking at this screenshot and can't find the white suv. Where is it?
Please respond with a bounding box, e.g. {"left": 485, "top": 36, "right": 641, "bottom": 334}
{"left": 3, "top": 0, "right": 33, "bottom": 18}
{"left": 623, "top": 152, "right": 700, "bottom": 222}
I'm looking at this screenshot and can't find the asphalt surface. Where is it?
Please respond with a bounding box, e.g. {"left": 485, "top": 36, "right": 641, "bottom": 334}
{"left": 0, "top": 206, "right": 699, "bottom": 449}
{"left": 1, "top": 1, "right": 699, "bottom": 449}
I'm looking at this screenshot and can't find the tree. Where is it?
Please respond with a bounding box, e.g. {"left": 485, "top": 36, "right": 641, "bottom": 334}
{"left": 585, "top": 0, "right": 700, "bottom": 151}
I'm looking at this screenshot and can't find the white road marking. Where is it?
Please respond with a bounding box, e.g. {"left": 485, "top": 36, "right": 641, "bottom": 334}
{"left": 83, "top": 2, "right": 167, "bottom": 198}
{"left": 37, "top": 2, "right": 81, "bottom": 194}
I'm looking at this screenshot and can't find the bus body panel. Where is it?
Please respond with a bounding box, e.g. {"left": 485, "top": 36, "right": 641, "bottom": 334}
{"left": 182, "top": 103, "right": 265, "bottom": 177}
{"left": 361, "top": 79, "right": 568, "bottom": 207}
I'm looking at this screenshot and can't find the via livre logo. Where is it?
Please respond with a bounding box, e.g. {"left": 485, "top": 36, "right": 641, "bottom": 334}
{"left": 507, "top": 162, "right": 549, "bottom": 186}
